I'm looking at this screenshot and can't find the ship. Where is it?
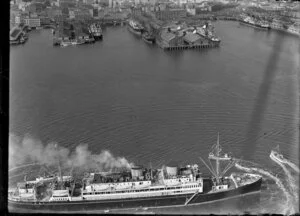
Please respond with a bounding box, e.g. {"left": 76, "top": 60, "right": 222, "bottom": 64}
{"left": 8, "top": 134, "right": 262, "bottom": 212}
{"left": 60, "top": 39, "right": 85, "bottom": 47}
{"left": 88, "top": 23, "right": 103, "bottom": 41}
{"left": 127, "top": 19, "right": 144, "bottom": 36}
{"left": 240, "top": 16, "right": 270, "bottom": 30}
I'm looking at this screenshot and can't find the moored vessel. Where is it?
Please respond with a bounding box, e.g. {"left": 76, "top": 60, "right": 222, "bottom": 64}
{"left": 127, "top": 19, "right": 144, "bottom": 36}
{"left": 142, "top": 32, "right": 155, "bottom": 44}
{"left": 8, "top": 134, "right": 262, "bottom": 212}
{"left": 60, "top": 39, "right": 85, "bottom": 47}
{"left": 88, "top": 23, "right": 103, "bottom": 41}
{"left": 240, "top": 16, "right": 270, "bottom": 30}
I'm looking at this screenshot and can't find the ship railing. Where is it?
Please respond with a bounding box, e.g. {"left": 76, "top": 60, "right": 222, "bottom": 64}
{"left": 82, "top": 188, "right": 200, "bottom": 200}
{"left": 82, "top": 184, "right": 201, "bottom": 195}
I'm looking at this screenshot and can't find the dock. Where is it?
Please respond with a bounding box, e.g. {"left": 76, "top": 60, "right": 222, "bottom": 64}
{"left": 161, "top": 43, "right": 219, "bottom": 51}
{"left": 156, "top": 39, "right": 220, "bottom": 51}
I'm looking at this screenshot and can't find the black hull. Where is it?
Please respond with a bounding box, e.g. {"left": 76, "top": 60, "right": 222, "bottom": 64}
{"left": 142, "top": 37, "right": 155, "bottom": 44}
{"left": 94, "top": 35, "right": 103, "bottom": 41}
{"left": 239, "top": 21, "right": 270, "bottom": 30}
{"left": 8, "top": 178, "right": 262, "bottom": 212}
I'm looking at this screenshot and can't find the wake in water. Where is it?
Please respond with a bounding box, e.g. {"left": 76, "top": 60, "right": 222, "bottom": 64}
{"left": 236, "top": 157, "right": 299, "bottom": 215}
{"left": 235, "top": 162, "right": 294, "bottom": 215}
{"left": 285, "top": 161, "right": 300, "bottom": 174}
{"left": 270, "top": 158, "right": 299, "bottom": 203}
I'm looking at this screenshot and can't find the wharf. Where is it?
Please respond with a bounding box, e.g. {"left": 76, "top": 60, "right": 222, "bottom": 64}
{"left": 159, "top": 43, "right": 219, "bottom": 51}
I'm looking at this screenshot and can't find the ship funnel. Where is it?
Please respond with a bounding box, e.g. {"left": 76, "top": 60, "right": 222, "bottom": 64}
{"left": 166, "top": 166, "right": 178, "bottom": 177}
{"left": 131, "top": 166, "right": 143, "bottom": 180}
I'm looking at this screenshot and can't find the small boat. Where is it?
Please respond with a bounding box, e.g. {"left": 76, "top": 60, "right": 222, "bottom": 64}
{"left": 60, "top": 41, "right": 72, "bottom": 47}
{"left": 142, "top": 32, "right": 155, "bottom": 44}
{"left": 60, "top": 40, "right": 85, "bottom": 47}
{"left": 128, "top": 20, "right": 143, "bottom": 36}
{"left": 270, "top": 146, "right": 288, "bottom": 164}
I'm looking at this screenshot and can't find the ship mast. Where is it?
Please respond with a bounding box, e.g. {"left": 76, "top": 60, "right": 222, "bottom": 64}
{"left": 216, "top": 133, "right": 220, "bottom": 184}
{"left": 204, "top": 133, "right": 236, "bottom": 185}
{"left": 55, "top": 144, "right": 63, "bottom": 188}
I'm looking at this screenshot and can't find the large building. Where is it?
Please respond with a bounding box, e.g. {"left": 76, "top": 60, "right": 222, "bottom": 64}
{"left": 155, "top": 9, "right": 186, "bottom": 20}
{"left": 83, "top": 0, "right": 95, "bottom": 4}
{"left": 90, "top": 8, "right": 99, "bottom": 17}
{"left": 159, "top": 30, "right": 184, "bottom": 47}
{"left": 24, "top": 18, "right": 41, "bottom": 28}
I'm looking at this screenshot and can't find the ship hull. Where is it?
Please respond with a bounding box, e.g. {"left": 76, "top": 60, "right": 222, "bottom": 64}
{"left": 142, "top": 36, "right": 155, "bottom": 44}
{"left": 94, "top": 35, "right": 103, "bottom": 41}
{"left": 127, "top": 25, "right": 142, "bottom": 36}
{"left": 8, "top": 178, "right": 262, "bottom": 212}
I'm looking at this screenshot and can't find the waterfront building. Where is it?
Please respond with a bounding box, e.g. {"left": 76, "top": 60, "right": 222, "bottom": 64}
{"left": 183, "top": 32, "right": 208, "bottom": 45}
{"left": 160, "top": 30, "right": 184, "bottom": 47}
{"left": 270, "top": 19, "right": 285, "bottom": 29}
{"left": 24, "top": 18, "right": 41, "bottom": 28}
{"left": 186, "top": 8, "right": 196, "bottom": 15}
{"left": 40, "top": 17, "right": 51, "bottom": 25}
{"left": 15, "top": 14, "right": 27, "bottom": 25}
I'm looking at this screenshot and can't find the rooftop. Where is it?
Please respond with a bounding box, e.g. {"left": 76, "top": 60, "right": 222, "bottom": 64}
{"left": 10, "top": 27, "right": 22, "bottom": 40}
{"left": 183, "top": 33, "right": 201, "bottom": 43}
{"left": 160, "top": 31, "right": 176, "bottom": 42}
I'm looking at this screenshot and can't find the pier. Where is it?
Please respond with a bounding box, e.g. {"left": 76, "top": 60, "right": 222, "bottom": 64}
{"left": 161, "top": 43, "right": 219, "bottom": 51}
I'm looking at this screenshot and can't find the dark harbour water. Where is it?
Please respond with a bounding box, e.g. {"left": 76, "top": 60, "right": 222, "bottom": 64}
{"left": 9, "top": 21, "right": 299, "bottom": 214}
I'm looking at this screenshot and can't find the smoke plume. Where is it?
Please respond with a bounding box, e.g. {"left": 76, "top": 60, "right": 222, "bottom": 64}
{"left": 9, "top": 133, "right": 134, "bottom": 173}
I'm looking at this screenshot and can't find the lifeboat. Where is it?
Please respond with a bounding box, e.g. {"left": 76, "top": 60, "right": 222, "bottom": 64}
{"left": 91, "top": 184, "right": 110, "bottom": 191}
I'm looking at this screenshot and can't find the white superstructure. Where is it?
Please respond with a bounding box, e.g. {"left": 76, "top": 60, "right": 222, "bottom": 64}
{"left": 80, "top": 174, "right": 203, "bottom": 201}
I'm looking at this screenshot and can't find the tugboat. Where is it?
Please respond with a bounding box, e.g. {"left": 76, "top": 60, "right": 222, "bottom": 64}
{"left": 127, "top": 19, "right": 144, "bottom": 36}
{"left": 8, "top": 134, "right": 262, "bottom": 212}
{"left": 270, "top": 145, "right": 289, "bottom": 164}
{"left": 88, "top": 23, "right": 103, "bottom": 40}
{"left": 142, "top": 32, "right": 155, "bottom": 44}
